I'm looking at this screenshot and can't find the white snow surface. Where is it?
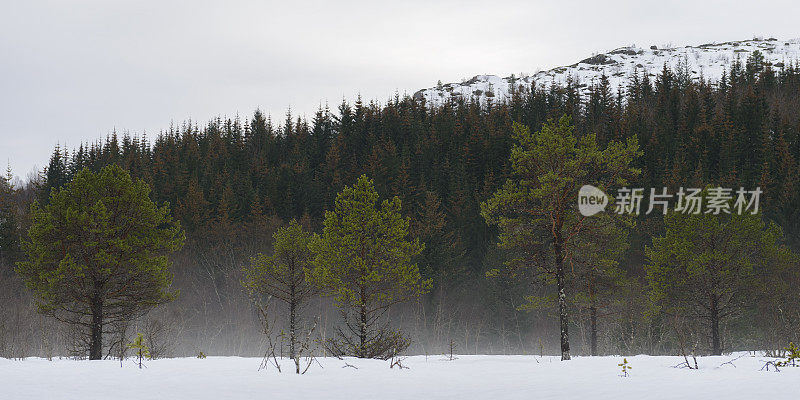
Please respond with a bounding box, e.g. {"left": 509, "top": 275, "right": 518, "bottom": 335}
{"left": 414, "top": 38, "right": 800, "bottom": 105}
{"left": 2, "top": 353, "right": 797, "bottom": 399}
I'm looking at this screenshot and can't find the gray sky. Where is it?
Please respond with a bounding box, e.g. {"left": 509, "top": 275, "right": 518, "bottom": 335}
{"left": 2, "top": 0, "right": 799, "bottom": 179}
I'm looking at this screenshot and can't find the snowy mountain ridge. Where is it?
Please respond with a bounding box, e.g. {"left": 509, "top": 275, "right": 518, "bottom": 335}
{"left": 414, "top": 38, "right": 800, "bottom": 105}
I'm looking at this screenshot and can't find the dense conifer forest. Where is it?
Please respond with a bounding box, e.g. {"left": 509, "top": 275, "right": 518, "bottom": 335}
{"left": 2, "top": 52, "right": 799, "bottom": 358}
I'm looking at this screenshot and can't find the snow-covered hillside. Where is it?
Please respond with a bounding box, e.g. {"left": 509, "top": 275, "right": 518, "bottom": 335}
{"left": 2, "top": 353, "right": 797, "bottom": 400}
{"left": 414, "top": 38, "right": 800, "bottom": 105}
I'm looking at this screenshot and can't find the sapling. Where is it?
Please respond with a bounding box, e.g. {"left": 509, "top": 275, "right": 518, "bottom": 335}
{"left": 127, "top": 333, "right": 150, "bottom": 369}
{"left": 618, "top": 358, "right": 632, "bottom": 377}
{"left": 763, "top": 342, "right": 800, "bottom": 371}
{"left": 776, "top": 342, "right": 799, "bottom": 367}
{"left": 445, "top": 339, "right": 458, "bottom": 361}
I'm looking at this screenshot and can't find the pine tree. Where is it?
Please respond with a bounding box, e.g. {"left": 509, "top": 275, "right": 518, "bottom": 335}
{"left": 570, "top": 214, "right": 631, "bottom": 356}
{"left": 618, "top": 357, "right": 632, "bottom": 377}
{"left": 16, "top": 165, "right": 185, "bottom": 359}
{"left": 127, "top": 333, "right": 150, "bottom": 369}
{"left": 482, "top": 116, "right": 640, "bottom": 360}
{"left": 646, "top": 196, "right": 796, "bottom": 355}
{"left": 777, "top": 342, "right": 799, "bottom": 367}
{"left": 242, "top": 220, "right": 317, "bottom": 373}
{"left": 309, "top": 175, "right": 428, "bottom": 358}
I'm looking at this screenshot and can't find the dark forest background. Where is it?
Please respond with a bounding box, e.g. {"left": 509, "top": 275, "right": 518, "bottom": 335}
{"left": 1, "top": 52, "right": 799, "bottom": 358}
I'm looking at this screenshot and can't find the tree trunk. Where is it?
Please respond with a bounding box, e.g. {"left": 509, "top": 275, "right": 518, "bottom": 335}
{"left": 554, "top": 232, "right": 570, "bottom": 361}
{"left": 89, "top": 294, "right": 103, "bottom": 360}
{"left": 290, "top": 298, "right": 299, "bottom": 374}
{"left": 590, "top": 305, "right": 598, "bottom": 357}
{"left": 289, "top": 287, "right": 297, "bottom": 361}
{"left": 588, "top": 273, "right": 598, "bottom": 356}
{"left": 289, "top": 299, "right": 298, "bottom": 370}
{"left": 359, "top": 287, "right": 367, "bottom": 358}
{"left": 710, "top": 294, "right": 721, "bottom": 355}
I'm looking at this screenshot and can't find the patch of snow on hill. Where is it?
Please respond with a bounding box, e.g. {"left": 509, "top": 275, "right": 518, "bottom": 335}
{"left": 415, "top": 38, "right": 800, "bottom": 105}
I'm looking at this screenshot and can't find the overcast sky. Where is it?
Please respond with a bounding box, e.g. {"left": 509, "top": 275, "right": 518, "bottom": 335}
{"left": 2, "top": 0, "right": 799, "bottom": 179}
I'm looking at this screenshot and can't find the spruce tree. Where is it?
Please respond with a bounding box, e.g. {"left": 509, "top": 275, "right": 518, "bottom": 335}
{"left": 0, "top": 169, "right": 20, "bottom": 262}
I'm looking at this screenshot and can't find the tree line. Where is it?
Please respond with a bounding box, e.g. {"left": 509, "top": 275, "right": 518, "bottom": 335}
{"left": 1, "top": 50, "right": 799, "bottom": 358}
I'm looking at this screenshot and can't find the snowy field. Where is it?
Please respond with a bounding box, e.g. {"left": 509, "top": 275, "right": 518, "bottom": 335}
{"left": 1, "top": 353, "right": 796, "bottom": 400}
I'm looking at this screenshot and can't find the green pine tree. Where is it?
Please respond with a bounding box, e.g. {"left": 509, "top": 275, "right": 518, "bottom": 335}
{"left": 645, "top": 194, "right": 796, "bottom": 355}
{"left": 777, "top": 342, "right": 799, "bottom": 367}
{"left": 127, "top": 332, "right": 150, "bottom": 369}
{"left": 482, "top": 116, "right": 640, "bottom": 360}
{"left": 570, "top": 213, "right": 631, "bottom": 356}
{"left": 309, "top": 175, "right": 429, "bottom": 359}
{"left": 618, "top": 357, "right": 632, "bottom": 377}
{"left": 16, "top": 165, "right": 184, "bottom": 360}
{"left": 242, "top": 219, "right": 317, "bottom": 373}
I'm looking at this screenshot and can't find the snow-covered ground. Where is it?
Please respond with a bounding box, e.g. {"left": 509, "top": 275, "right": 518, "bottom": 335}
{"left": 1, "top": 353, "right": 797, "bottom": 399}
{"left": 414, "top": 38, "right": 800, "bottom": 105}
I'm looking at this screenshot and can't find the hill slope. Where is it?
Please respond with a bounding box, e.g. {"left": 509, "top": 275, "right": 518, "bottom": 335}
{"left": 414, "top": 38, "right": 800, "bottom": 104}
